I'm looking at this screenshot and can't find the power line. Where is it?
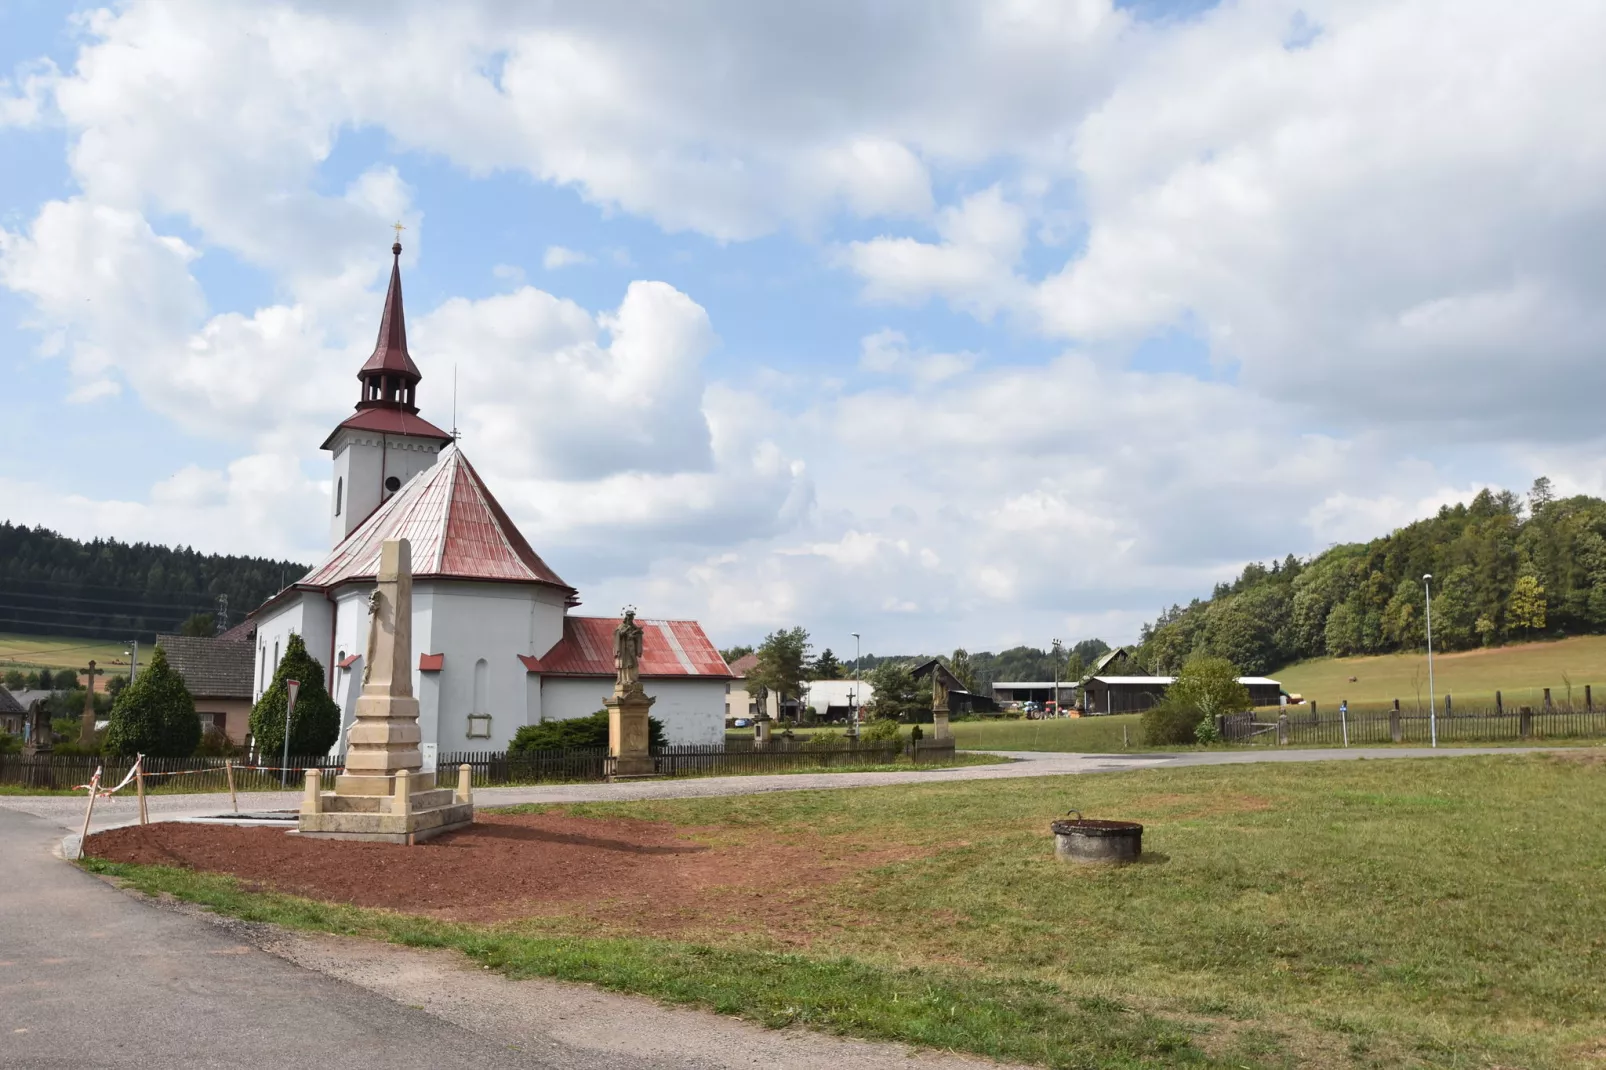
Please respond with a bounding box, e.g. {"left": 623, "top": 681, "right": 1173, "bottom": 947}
{"left": 0, "top": 590, "right": 220, "bottom": 613}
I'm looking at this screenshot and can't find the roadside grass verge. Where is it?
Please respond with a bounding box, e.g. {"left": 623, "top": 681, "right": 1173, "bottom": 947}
{"left": 85, "top": 752, "right": 1606, "bottom": 1068}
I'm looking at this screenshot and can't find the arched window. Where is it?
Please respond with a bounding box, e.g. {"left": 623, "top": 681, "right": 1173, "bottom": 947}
{"left": 335, "top": 476, "right": 343, "bottom": 516}
{"left": 473, "top": 658, "right": 489, "bottom": 714}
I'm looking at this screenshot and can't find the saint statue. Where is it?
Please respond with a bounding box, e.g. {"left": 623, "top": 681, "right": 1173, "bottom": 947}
{"left": 615, "top": 609, "right": 644, "bottom": 695}
{"left": 932, "top": 670, "right": 950, "bottom": 713}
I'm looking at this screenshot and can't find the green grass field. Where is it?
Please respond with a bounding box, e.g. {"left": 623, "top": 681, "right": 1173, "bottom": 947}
{"left": 1274, "top": 634, "right": 1606, "bottom": 713}
{"left": 86, "top": 752, "right": 1606, "bottom": 1068}
{"left": 949, "top": 714, "right": 1146, "bottom": 752}
{"left": 0, "top": 632, "right": 134, "bottom": 674}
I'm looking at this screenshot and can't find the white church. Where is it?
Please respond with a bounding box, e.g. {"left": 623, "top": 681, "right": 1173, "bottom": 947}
{"left": 249, "top": 240, "right": 733, "bottom": 762}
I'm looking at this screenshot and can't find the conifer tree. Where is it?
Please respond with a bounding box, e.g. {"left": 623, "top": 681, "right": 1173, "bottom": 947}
{"left": 104, "top": 645, "right": 200, "bottom": 757}
{"left": 249, "top": 633, "right": 341, "bottom": 757}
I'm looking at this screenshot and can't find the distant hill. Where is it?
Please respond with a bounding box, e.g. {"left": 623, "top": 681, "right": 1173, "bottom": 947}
{"left": 1131, "top": 479, "right": 1605, "bottom": 676}
{"left": 0, "top": 522, "right": 308, "bottom": 643}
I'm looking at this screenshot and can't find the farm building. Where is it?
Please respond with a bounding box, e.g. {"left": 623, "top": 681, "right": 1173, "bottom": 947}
{"left": 991, "top": 680, "right": 1077, "bottom": 709}
{"left": 1081, "top": 675, "right": 1283, "bottom": 714}
{"left": 909, "top": 659, "right": 995, "bottom": 714}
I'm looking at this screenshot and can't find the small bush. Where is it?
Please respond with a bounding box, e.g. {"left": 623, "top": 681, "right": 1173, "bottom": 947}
{"left": 804, "top": 729, "right": 846, "bottom": 751}
{"left": 0, "top": 731, "right": 20, "bottom": 755}
{"left": 196, "top": 725, "right": 241, "bottom": 757}
{"left": 1140, "top": 699, "right": 1201, "bottom": 746}
{"left": 1194, "top": 716, "right": 1222, "bottom": 745}
{"left": 510, "top": 709, "right": 666, "bottom": 752}
{"left": 861, "top": 717, "right": 904, "bottom": 743}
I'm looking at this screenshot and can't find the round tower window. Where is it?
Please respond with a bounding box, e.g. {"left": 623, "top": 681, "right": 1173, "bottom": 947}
{"left": 384, "top": 476, "right": 401, "bottom": 493}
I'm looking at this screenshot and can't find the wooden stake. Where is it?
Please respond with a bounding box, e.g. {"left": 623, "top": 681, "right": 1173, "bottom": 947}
{"left": 135, "top": 758, "right": 148, "bottom": 825}
{"left": 225, "top": 759, "right": 238, "bottom": 813}
{"left": 77, "top": 769, "right": 101, "bottom": 860}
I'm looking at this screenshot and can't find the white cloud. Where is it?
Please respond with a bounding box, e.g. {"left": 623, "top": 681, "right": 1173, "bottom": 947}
{"left": 4, "top": 0, "right": 1605, "bottom": 654}
{"left": 858, "top": 329, "right": 975, "bottom": 384}
{"left": 840, "top": 187, "right": 1030, "bottom": 319}
{"left": 542, "top": 245, "right": 593, "bottom": 270}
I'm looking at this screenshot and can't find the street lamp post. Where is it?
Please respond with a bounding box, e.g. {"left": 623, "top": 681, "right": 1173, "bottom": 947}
{"left": 1051, "top": 638, "right": 1062, "bottom": 718}
{"left": 1423, "top": 573, "right": 1436, "bottom": 748}
{"left": 851, "top": 632, "right": 861, "bottom": 739}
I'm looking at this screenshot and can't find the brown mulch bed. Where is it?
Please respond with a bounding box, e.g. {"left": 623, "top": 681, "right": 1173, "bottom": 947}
{"left": 86, "top": 811, "right": 916, "bottom": 932}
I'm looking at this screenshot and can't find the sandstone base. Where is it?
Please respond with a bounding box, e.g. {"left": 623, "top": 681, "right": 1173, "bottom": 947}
{"left": 297, "top": 768, "right": 474, "bottom": 845}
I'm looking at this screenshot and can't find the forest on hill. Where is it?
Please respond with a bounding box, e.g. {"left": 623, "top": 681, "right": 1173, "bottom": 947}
{"left": 0, "top": 522, "right": 308, "bottom": 642}
{"left": 1130, "top": 478, "right": 1604, "bottom": 676}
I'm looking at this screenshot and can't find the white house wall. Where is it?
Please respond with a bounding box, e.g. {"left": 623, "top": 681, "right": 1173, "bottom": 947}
{"left": 251, "top": 594, "right": 333, "bottom": 702}
{"left": 540, "top": 677, "right": 726, "bottom": 745}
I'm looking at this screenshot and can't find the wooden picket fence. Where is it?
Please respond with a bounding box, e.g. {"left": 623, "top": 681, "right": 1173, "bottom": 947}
{"left": 1220, "top": 705, "right": 1606, "bottom": 746}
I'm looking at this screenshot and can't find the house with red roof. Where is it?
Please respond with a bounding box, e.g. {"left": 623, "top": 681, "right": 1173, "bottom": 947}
{"left": 250, "top": 240, "right": 733, "bottom": 759}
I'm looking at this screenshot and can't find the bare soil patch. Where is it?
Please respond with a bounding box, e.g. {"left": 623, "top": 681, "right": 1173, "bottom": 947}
{"left": 87, "top": 810, "right": 918, "bottom": 931}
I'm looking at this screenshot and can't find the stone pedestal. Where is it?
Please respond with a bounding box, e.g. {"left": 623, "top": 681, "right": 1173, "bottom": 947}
{"left": 931, "top": 709, "right": 952, "bottom": 741}
{"left": 605, "top": 687, "right": 658, "bottom": 780}
{"left": 298, "top": 539, "right": 474, "bottom": 844}
{"left": 753, "top": 718, "right": 771, "bottom": 749}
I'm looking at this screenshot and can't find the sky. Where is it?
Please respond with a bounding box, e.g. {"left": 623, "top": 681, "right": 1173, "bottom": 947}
{"left": 1, "top": 1, "right": 1603, "bottom": 657}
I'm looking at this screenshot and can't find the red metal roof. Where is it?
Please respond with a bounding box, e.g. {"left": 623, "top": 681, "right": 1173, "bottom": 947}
{"left": 297, "top": 443, "right": 574, "bottom": 593}
{"left": 519, "top": 617, "right": 734, "bottom": 679}
{"left": 360, "top": 244, "right": 422, "bottom": 380}
{"left": 419, "top": 653, "right": 444, "bottom": 671}
{"left": 319, "top": 406, "right": 453, "bottom": 450}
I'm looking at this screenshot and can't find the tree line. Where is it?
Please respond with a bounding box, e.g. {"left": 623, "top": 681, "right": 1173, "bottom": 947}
{"left": 1130, "top": 478, "right": 1598, "bottom": 676}
{"left": 0, "top": 522, "right": 308, "bottom": 642}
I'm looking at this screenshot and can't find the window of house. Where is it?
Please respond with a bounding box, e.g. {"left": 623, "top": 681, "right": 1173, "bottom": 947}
{"left": 335, "top": 476, "right": 343, "bottom": 516}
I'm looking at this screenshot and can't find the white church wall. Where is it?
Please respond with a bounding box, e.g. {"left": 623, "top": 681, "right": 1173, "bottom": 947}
{"left": 424, "top": 582, "right": 553, "bottom": 750}
{"left": 539, "top": 676, "right": 727, "bottom": 745}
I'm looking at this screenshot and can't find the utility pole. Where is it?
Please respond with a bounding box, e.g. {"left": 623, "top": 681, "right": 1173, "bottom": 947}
{"left": 125, "top": 640, "right": 139, "bottom": 685}
{"left": 78, "top": 660, "right": 101, "bottom": 746}
{"left": 851, "top": 632, "right": 861, "bottom": 739}
{"left": 1423, "top": 573, "right": 1436, "bottom": 748}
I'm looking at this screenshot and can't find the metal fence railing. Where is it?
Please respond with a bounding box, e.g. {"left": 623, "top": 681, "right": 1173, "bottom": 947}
{"left": 2, "top": 738, "right": 961, "bottom": 792}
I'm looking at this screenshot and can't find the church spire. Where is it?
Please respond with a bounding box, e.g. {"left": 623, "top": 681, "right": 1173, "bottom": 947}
{"left": 357, "top": 235, "right": 423, "bottom": 414}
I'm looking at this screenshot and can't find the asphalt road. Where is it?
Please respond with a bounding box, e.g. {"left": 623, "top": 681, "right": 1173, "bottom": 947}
{"left": 0, "top": 806, "right": 1022, "bottom": 1070}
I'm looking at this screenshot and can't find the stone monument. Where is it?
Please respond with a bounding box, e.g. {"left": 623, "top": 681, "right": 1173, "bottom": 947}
{"left": 931, "top": 670, "right": 953, "bottom": 741}
{"left": 603, "top": 608, "right": 658, "bottom": 779}
{"left": 298, "top": 538, "right": 474, "bottom": 843}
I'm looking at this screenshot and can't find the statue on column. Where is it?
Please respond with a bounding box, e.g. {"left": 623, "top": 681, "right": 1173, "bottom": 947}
{"left": 614, "top": 609, "right": 645, "bottom": 696}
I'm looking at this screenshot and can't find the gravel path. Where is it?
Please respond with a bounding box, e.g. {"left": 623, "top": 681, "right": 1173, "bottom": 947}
{"left": 1, "top": 745, "right": 1572, "bottom": 842}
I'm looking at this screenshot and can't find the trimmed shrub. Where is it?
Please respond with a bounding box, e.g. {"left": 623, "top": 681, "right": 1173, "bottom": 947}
{"left": 1140, "top": 699, "right": 1202, "bottom": 746}
{"left": 510, "top": 709, "right": 666, "bottom": 752}
{"left": 249, "top": 633, "right": 341, "bottom": 758}
{"left": 103, "top": 646, "right": 201, "bottom": 757}
{"left": 861, "top": 717, "right": 905, "bottom": 743}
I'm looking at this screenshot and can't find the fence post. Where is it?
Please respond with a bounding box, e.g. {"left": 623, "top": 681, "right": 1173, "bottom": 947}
{"left": 1495, "top": 690, "right": 1503, "bottom": 715}
{"left": 1340, "top": 702, "right": 1349, "bottom": 747}
{"left": 1310, "top": 700, "right": 1318, "bottom": 723}
{"left": 302, "top": 768, "right": 322, "bottom": 814}
{"left": 1544, "top": 687, "right": 1553, "bottom": 711}
{"left": 1389, "top": 707, "right": 1401, "bottom": 743}
{"left": 1587, "top": 684, "right": 1594, "bottom": 712}
{"left": 1276, "top": 713, "right": 1288, "bottom": 746}
{"left": 225, "top": 759, "right": 238, "bottom": 813}
{"left": 135, "top": 757, "right": 148, "bottom": 825}
{"left": 1519, "top": 706, "right": 1532, "bottom": 739}
{"left": 1445, "top": 693, "right": 1453, "bottom": 716}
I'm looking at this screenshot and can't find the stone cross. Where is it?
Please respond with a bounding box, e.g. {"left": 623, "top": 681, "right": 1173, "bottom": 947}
{"left": 78, "top": 659, "right": 100, "bottom": 746}
{"left": 343, "top": 538, "right": 422, "bottom": 782}
{"left": 361, "top": 542, "right": 412, "bottom": 700}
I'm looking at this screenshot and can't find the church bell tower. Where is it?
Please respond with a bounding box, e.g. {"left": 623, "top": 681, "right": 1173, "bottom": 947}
{"left": 322, "top": 237, "right": 454, "bottom": 546}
